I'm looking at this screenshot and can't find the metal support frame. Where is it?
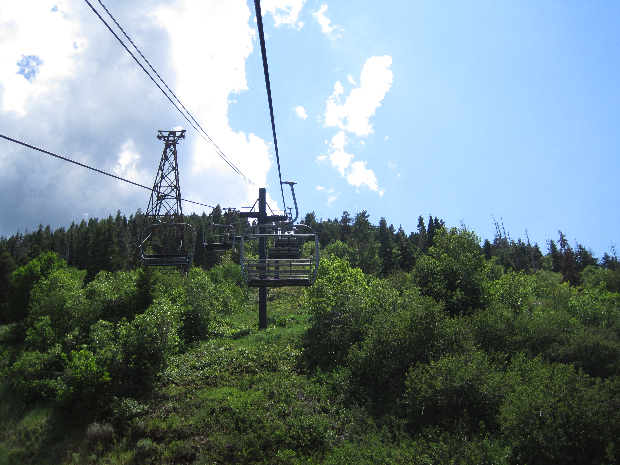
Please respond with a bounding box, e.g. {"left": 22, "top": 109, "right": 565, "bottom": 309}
{"left": 146, "top": 130, "right": 185, "bottom": 219}
{"left": 240, "top": 187, "right": 319, "bottom": 329}
{"left": 141, "top": 130, "right": 195, "bottom": 269}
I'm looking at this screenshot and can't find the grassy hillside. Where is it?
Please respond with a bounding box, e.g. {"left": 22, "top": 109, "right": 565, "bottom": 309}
{"left": 1, "top": 227, "right": 620, "bottom": 464}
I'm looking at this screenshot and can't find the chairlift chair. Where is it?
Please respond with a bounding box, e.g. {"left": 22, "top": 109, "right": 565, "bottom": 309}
{"left": 204, "top": 223, "right": 236, "bottom": 252}
{"left": 140, "top": 222, "right": 196, "bottom": 267}
{"left": 240, "top": 223, "right": 319, "bottom": 287}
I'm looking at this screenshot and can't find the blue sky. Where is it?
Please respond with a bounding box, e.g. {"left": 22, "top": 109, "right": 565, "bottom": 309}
{"left": 0, "top": 0, "right": 618, "bottom": 258}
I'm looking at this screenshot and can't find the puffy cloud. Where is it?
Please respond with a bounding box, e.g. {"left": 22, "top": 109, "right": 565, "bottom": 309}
{"left": 114, "top": 139, "right": 144, "bottom": 182}
{"left": 347, "top": 160, "right": 379, "bottom": 192}
{"left": 294, "top": 105, "right": 307, "bottom": 119}
{"left": 0, "top": 0, "right": 82, "bottom": 115}
{"left": 324, "top": 55, "right": 393, "bottom": 136}
{"left": 321, "top": 55, "right": 393, "bottom": 194}
{"left": 313, "top": 4, "right": 335, "bottom": 34}
{"left": 154, "top": 0, "right": 274, "bottom": 209}
{"left": 0, "top": 0, "right": 277, "bottom": 237}
{"left": 328, "top": 131, "right": 353, "bottom": 175}
{"left": 262, "top": 0, "right": 305, "bottom": 28}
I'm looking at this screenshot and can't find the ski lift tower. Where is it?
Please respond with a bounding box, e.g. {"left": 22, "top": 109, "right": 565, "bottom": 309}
{"left": 146, "top": 130, "right": 185, "bottom": 219}
{"left": 140, "top": 130, "right": 196, "bottom": 269}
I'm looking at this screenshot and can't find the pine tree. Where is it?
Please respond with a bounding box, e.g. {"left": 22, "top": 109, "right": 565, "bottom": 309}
{"left": 377, "top": 218, "right": 395, "bottom": 276}
{"left": 558, "top": 231, "right": 579, "bottom": 286}
{"left": 417, "top": 216, "right": 427, "bottom": 255}
{"left": 427, "top": 214, "right": 436, "bottom": 246}
{"left": 87, "top": 217, "right": 120, "bottom": 281}
{"left": 348, "top": 211, "right": 380, "bottom": 274}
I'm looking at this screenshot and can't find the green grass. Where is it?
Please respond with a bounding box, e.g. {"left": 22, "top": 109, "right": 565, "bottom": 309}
{"left": 0, "top": 286, "right": 327, "bottom": 464}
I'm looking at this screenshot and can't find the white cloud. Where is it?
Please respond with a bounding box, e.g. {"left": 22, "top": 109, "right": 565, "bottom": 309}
{"left": 324, "top": 55, "right": 393, "bottom": 136}
{"left": 114, "top": 139, "right": 144, "bottom": 183}
{"left": 0, "top": 0, "right": 82, "bottom": 115}
{"left": 0, "top": 0, "right": 281, "bottom": 237}
{"left": 324, "top": 81, "right": 346, "bottom": 128}
{"left": 347, "top": 74, "right": 356, "bottom": 85}
{"left": 313, "top": 4, "right": 335, "bottom": 34}
{"left": 155, "top": 0, "right": 274, "bottom": 209}
{"left": 320, "top": 55, "right": 393, "bottom": 195}
{"left": 347, "top": 160, "right": 379, "bottom": 192}
{"left": 328, "top": 131, "right": 353, "bottom": 175}
{"left": 316, "top": 185, "right": 324, "bottom": 191}
{"left": 262, "top": 0, "right": 305, "bottom": 28}
{"left": 294, "top": 105, "right": 307, "bottom": 119}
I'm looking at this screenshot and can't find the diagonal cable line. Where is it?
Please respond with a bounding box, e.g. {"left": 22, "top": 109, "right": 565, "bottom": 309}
{"left": 83, "top": 0, "right": 256, "bottom": 186}
{"left": 254, "top": 0, "right": 287, "bottom": 213}
{"left": 94, "top": 0, "right": 247, "bottom": 183}
{"left": 0, "top": 133, "right": 216, "bottom": 210}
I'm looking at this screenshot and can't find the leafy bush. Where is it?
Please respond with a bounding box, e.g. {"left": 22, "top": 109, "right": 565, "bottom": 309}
{"left": 412, "top": 228, "right": 487, "bottom": 316}
{"left": 500, "top": 356, "right": 620, "bottom": 464}
{"left": 348, "top": 292, "right": 463, "bottom": 407}
{"left": 84, "top": 270, "right": 147, "bottom": 322}
{"left": 56, "top": 348, "right": 111, "bottom": 416}
{"left": 4, "top": 252, "right": 67, "bottom": 324}
{"left": 86, "top": 422, "right": 115, "bottom": 445}
{"left": 568, "top": 284, "right": 620, "bottom": 333}
{"left": 10, "top": 344, "right": 65, "bottom": 401}
{"left": 581, "top": 266, "right": 620, "bottom": 293}
{"left": 28, "top": 268, "right": 88, "bottom": 338}
{"left": 486, "top": 270, "right": 543, "bottom": 317}
{"left": 405, "top": 350, "right": 505, "bottom": 433}
{"left": 550, "top": 326, "right": 620, "bottom": 379}
{"left": 301, "top": 257, "right": 395, "bottom": 370}
{"left": 135, "top": 437, "right": 158, "bottom": 460}
{"left": 113, "top": 298, "right": 182, "bottom": 396}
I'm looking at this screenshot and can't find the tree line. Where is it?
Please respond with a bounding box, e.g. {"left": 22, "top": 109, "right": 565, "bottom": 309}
{"left": 1, "top": 208, "right": 618, "bottom": 318}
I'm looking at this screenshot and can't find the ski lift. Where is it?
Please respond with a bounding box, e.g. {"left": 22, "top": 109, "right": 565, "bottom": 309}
{"left": 140, "top": 222, "right": 196, "bottom": 267}
{"left": 240, "top": 223, "right": 319, "bottom": 287}
{"left": 204, "top": 223, "right": 236, "bottom": 251}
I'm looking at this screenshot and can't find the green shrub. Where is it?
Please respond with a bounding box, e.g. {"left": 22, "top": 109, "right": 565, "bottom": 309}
{"left": 550, "top": 326, "right": 620, "bottom": 379}
{"left": 412, "top": 228, "right": 487, "bottom": 316}
{"left": 568, "top": 284, "right": 620, "bottom": 333}
{"left": 500, "top": 356, "right": 620, "bottom": 464}
{"left": 5, "top": 252, "right": 67, "bottom": 324}
{"left": 10, "top": 344, "right": 65, "bottom": 401}
{"left": 581, "top": 266, "right": 620, "bottom": 293}
{"left": 135, "top": 437, "right": 157, "bottom": 459}
{"left": 486, "top": 271, "right": 543, "bottom": 317}
{"left": 114, "top": 298, "right": 182, "bottom": 395}
{"left": 56, "top": 348, "right": 111, "bottom": 416}
{"left": 301, "top": 257, "right": 395, "bottom": 370}
{"left": 405, "top": 350, "right": 505, "bottom": 433}
{"left": 348, "top": 292, "right": 464, "bottom": 407}
{"left": 85, "top": 270, "right": 144, "bottom": 322}
{"left": 470, "top": 307, "right": 577, "bottom": 360}
{"left": 24, "top": 316, "right": 56, "bottom": 352}
{"left": 28, "top": 268, "right": 88, "bottom": 338}
{"left": 86, "top": 422, "right": 115, "bottom": 445}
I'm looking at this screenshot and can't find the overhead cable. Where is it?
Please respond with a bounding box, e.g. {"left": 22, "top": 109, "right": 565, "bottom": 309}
{"left": 0, "top": 133, "right": 215, "bottom": 210}
{"left": 254, "top": 0, "right": 287, "bottom": 213}
{"left": 83, "top": 0, "right": 256, "bottom": 186}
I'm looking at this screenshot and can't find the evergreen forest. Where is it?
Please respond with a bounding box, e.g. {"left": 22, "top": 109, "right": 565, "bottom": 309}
{"left": 1, "top": 209, "right": 620, "bottom": 464}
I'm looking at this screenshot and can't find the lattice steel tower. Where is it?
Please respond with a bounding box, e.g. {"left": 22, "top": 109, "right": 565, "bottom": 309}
{"left": 146, "top": 130, "right": 186, "bottom": 220}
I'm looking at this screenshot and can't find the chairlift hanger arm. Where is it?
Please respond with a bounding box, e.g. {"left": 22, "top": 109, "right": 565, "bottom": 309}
{"left": 282, "top": 181, "right": 298, "bottom": 223}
